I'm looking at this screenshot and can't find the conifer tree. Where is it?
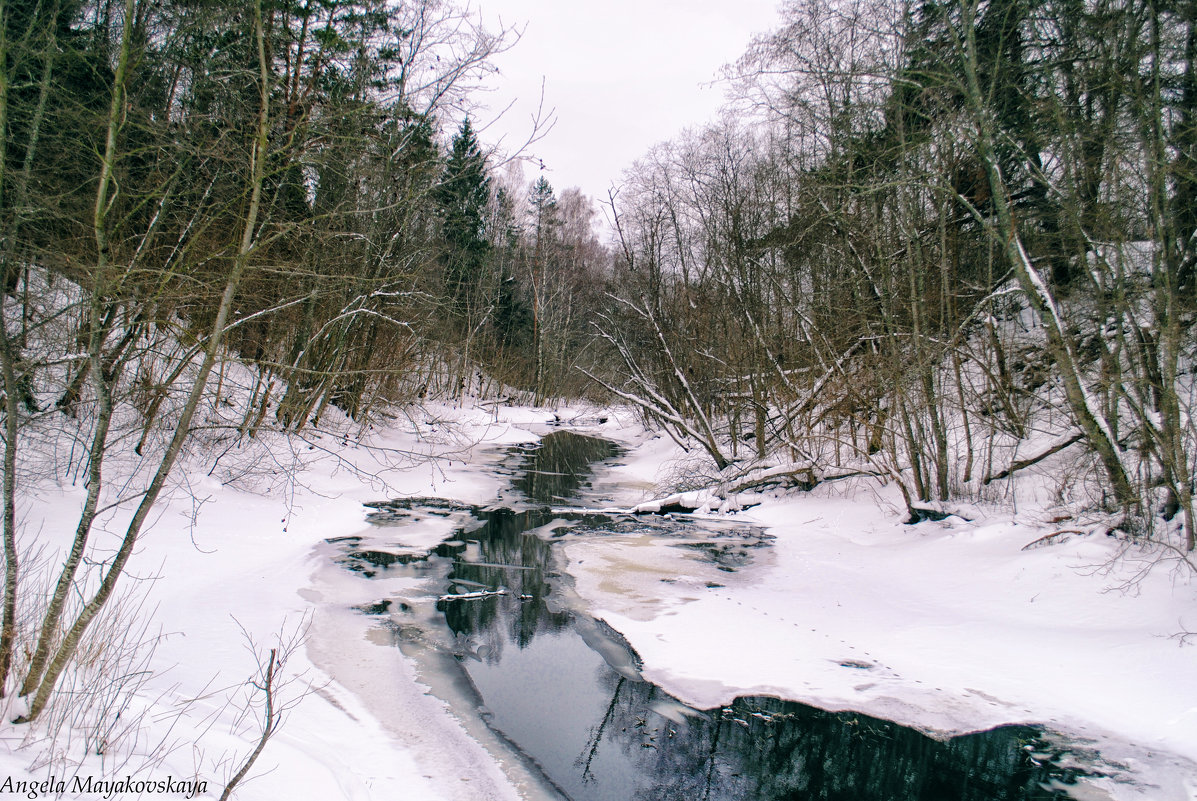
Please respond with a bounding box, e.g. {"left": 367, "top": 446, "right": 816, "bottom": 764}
{"left": 435, "top": 117, "right": 492, "bottom": 326}
{"left": 526, "top": 176, "right": 558, "bottom": 403}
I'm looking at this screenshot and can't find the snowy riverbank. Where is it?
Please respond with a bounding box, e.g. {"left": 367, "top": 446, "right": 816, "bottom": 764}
{"left": 0, "top": 401, "right": 568, "bottom": 801}
{"left": 2, "top": 402, "right": 1195, "bottom": 799}
{"left": 564, "top": 431, "right": 1197, "bottom": 800}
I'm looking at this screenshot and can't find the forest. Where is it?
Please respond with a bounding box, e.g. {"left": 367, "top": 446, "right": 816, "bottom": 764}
{"left": 0, "top": 0, "right": 1194, "bottom": 736}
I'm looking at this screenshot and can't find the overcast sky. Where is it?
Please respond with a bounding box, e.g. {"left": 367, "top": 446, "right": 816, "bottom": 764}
{"left": 473, "top": 0, "right": 783, "bottom": 210}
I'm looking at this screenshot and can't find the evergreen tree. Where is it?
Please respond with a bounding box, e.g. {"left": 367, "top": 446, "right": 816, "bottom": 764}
{"left": 435, "top": 117, "right": 492, "bottom": 324}
{"left": 527, "top": 175, "right": 559, "bottom": 249}
{"left": 526, "top": 176, "right": 559, "bottom": 403}
{"left": 490, "top": 186, "right": 532, "bottom": 354}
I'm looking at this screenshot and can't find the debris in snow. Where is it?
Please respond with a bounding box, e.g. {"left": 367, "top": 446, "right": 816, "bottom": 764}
{"left": 905, "top": 503, "right": 977, "bottom": 525}
{"left": 437, "top": 590, "right": 508, "bottom": 602}
{"left": 1022, "top": 529, "right": 1088, "bottom": 551}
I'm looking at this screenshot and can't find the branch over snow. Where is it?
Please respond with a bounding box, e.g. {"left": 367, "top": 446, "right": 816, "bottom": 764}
{"left": 981, "top": 433, "right": 1084, "bottom": 486}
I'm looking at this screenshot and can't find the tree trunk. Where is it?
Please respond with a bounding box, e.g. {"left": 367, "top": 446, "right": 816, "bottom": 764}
{"left": 0, "top": 0, "right": 16, "bottom": 696}
{"left": 18, "top": 0, "right": 271, "bottom": 722}
{"left": 957, "top": 0, "right": 1135, "bottom": 507}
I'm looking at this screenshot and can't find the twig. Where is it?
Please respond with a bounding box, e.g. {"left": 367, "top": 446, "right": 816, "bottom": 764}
{"left": 219, "top": 649, "right": 278, "bottom": 801}
{"left": 1021, "top": 529, "right": 1087, "bottom": 551}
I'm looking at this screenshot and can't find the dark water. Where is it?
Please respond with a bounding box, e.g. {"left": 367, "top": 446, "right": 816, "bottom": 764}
{"left": 339, "top": 432, "right": 1105, "bottom": 801}
{"left": 506, "top": 430, "right": 622, "bottom": 505}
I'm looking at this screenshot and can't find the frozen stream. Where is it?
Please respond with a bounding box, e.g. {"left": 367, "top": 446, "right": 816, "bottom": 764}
{"left": 329, "top": 431, "right": 1108, "bottom": 800}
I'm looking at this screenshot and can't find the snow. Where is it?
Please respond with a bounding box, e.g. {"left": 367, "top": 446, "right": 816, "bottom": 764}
{"left": 561, "top": 444, "right": 1197, "bottom": 799}
{"left": 3, "top": 398, "right": 1196, "bottom": 800}
{"left": 0, "top": 397, "right": 574, "bottom": 800}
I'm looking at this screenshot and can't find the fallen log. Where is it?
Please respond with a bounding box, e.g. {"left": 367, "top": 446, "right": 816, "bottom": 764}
{"left": 729, "top": 467, "right": 818, "bottom": 493}
{"left": 729, "top": 468, "right": 882, "bottom": 494}
{"left": 1021, "top": 529, "right": 1087, "bottom": 551}
{"left": 905, "top": 504, "right": 975, "bottom": 524}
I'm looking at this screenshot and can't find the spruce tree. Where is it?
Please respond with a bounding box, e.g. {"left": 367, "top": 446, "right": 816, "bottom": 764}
{"left": 435, "top": 117, "right": 491, "bottom": 325}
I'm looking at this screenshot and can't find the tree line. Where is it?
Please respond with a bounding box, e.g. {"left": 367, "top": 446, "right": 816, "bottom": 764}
{"left": 598, "top": 0, "right": 1197, "bottom": 551}
{"left": 0, "top": 0, "right": 609, "bottom": 720}
{"left": 1, "top": 0, "right": 1194, "bottom": 734}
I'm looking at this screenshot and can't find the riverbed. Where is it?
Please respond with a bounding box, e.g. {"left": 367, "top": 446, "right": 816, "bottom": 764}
{"left": 311, "top": 429, "right": 1176, "bottom": 800}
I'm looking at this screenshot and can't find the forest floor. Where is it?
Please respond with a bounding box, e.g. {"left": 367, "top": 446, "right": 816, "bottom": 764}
{"left": 0, "top": 400, "right": 1194, "bottom": 800}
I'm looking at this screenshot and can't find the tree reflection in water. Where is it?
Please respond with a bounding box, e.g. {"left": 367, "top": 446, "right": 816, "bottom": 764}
{"left": 437, "top": 521, "right": 1095, "bottom": 799}
{"left": 353, "top": 432, "right": 1103, "bottom": 800}
{"left": 440, "top": 508, "right": 571, "bottom": 654}
{"left": 509, "top": 431, "right": 622, "bottom": 506}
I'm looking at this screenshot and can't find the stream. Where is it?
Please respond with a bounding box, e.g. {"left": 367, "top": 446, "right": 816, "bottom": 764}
{"left": 329, "top": 431, "right": 1108, "bottom": 801}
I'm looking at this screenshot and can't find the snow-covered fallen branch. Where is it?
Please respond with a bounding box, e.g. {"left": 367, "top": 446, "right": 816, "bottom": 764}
{"left": 436, "top": 590, "right": 533, "bottom": 603}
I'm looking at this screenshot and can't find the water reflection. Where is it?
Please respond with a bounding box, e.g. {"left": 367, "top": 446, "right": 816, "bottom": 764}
{"left": 604, "top": 692, "right": 1086, "bottom": 801}
{"left": 440, "top": 508, "right": 572, "bottom": 653}
{"left": 341, "top": 431, "right": 1102, "bottom": 800}
{"left": 433, "top": 509, "right": 1095, "bottom": 801}
{"left": 509, "top": 431, "right": 622, "bottom": 505}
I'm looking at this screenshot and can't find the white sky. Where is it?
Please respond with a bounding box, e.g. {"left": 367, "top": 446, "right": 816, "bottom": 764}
{"left": 473, "top": 0, "right": 783, "bottom": 208}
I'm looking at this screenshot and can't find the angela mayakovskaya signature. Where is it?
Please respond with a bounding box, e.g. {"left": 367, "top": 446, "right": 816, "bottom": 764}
{"left": 0, "top": 774, "right": 207, "bottom": 799}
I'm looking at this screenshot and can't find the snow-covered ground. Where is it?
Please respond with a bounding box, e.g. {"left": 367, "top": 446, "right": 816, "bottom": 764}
{"left": 565, "top": 431, "right": 1197, "bottom": 800}
{"left": 2, "top": 401, "right": 1195, "bottom": 799}
{"left": 0, "top": 401, "right": 564, "bottom": 801}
